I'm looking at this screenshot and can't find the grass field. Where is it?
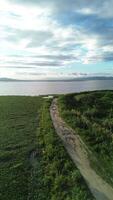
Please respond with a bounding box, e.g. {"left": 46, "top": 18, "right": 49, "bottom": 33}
{"left": 0, "top": 96, "right": 42, "bottom": 200}
{"left": 0, "top": 96, "right": 94, "bottom": 200}
{"left": 58, "top": 91, "right": 113, "bottom": 186}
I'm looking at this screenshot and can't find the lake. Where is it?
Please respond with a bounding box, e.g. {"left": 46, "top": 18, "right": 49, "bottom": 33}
{"left": 0, "top": 80, "right": 113, "bottom": 96}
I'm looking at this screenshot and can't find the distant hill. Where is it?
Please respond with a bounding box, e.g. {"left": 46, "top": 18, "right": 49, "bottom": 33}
{"left": 0, "top": 76, "right": 113, "bottom": 82}
{"left": 0, "top": 78, "right": 18, "bottom": 81}
{"left": 70, "top": 76, "right": 113, "bottom": 81}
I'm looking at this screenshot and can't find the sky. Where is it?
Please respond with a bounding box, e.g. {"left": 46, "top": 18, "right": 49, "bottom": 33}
{"left": 0, "top": 0, "right": 113, "bottom": 80}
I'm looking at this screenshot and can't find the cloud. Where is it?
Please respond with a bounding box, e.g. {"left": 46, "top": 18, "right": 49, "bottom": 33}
{"left": 9, "top": 0, "right": 113, "bottom": 18}
{"left": 6, "top": 29, "right": 53, "bottom": 47}
{"left": 1, "top": 0, "right": 113, "bottom": 79}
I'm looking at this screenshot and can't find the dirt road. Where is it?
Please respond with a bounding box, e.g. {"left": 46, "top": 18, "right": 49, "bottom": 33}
{"left": 50, "top": 98, "right": 113, "bottom": 200}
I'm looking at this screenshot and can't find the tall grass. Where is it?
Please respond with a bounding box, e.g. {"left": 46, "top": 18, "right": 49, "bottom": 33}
{"left": 58, "top": 91, "right": 113, "bottom": 186}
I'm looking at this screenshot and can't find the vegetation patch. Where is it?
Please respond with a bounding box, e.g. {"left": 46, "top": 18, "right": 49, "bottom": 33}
{"left": 0, "top": 96, "right": 42, "bottom": 200}
{"left": 58, "top": 91, "right": 113, "bottom": 186}
{"left": 0, "top": 96, "right": 94, "bottom": 199}
{"left": 31, "top": 99, "right": 94, "bottom": 200}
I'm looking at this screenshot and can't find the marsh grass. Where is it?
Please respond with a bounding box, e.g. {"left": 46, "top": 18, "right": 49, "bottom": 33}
{"left": 0, "top": 96, "right": 94, "bottom": 200}
{"left": 58, "top": 91, "right": 113, "bottom": 186}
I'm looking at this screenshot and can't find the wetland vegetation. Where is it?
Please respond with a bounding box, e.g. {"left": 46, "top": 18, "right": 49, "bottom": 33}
{"left": 0, "top": 96, "right": 94, "bottom": 200}
{"left": 58, "top": 91, "right": 113, "bottom": 186}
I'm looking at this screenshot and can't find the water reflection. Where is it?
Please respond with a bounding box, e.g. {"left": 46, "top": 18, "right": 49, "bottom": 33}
{"left": 0, "top": 80, "right": 113, "bottom": 95}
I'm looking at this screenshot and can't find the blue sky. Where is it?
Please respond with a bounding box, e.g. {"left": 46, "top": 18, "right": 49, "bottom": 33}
{"left": 0, "top": 0, "right": 113, "bottom": 79}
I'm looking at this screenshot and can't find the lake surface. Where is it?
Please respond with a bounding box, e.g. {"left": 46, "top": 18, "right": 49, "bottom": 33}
{"left": 0, "top": 80, "right": 113, "bottom": 96}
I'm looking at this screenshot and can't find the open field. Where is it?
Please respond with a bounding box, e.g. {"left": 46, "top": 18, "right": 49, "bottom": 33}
{"left": 58, "top": 91, "right": 113, "bottom": 186}
{"left": 0, "top": 96, "right": 42, "bottom": 200}
{"left": 0, "top": 96, "right": 94, "bottom": 200}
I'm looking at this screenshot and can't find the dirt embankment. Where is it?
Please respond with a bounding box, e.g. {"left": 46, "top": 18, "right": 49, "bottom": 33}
{"left": 50, "top": 98, "right": 113, "bottom": 200}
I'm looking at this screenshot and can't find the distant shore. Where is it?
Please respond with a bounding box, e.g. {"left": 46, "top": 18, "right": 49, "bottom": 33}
{"left": 1, "top": 76, "right": 113, "bottom": 82}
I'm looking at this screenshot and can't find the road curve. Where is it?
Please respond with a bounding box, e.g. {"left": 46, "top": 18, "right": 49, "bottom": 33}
{"left": 50, "top": 98, "right": 113, "bottom": 200}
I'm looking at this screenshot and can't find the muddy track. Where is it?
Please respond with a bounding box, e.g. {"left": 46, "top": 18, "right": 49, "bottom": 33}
{"left": 50, "top": 98, "right": 113, "bottom": 200}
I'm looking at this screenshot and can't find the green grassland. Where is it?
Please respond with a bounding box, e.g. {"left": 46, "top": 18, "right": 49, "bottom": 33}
{"left": 0, "top": 96, "right": 42, "bottom": 200}
{"left": 0, "top": 96, "right": 94, "bottom": 200}
{"left": 58, "top": 91, "right": 113, "bottom": 186}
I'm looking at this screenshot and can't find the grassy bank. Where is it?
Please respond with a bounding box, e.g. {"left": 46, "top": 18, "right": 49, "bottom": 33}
{"left": 0, "top": 96, "right": 42, "bottom": 200}
{"left": 0, "top": 96, "right": 94, "bottom": 199}
{"left": 33, "top": 99, "right": 94, "bottom": 200}
{"left": 58, "top": 91, "right": 113, "bottom": 186}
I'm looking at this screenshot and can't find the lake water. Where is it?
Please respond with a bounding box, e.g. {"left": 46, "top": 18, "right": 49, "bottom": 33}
{"left": 0, "top": 80, "right": 113, "bottom": 96}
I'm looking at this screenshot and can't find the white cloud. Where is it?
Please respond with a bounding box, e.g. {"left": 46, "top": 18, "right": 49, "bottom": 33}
{"left": 76, "top": 8, "right": 96, "bottom": 15}
{"left": 0, "top": 0, "right": 113, "bottom": 79}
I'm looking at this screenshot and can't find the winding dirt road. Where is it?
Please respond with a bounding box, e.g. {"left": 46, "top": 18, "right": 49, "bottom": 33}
{"left": 50, "top": 98, "right": 113, "bottom": 200}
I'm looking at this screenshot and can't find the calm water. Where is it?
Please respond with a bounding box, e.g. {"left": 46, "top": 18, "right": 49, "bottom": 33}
{"left": 0, "top": 80, "right": 113, "bottom": 96}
